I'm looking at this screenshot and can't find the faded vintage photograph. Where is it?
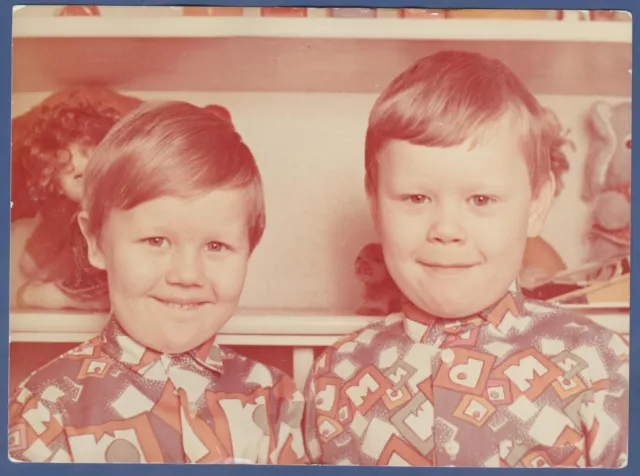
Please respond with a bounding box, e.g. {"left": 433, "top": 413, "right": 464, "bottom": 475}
{"left": 8, "top": 5, "right": 631, "bottom": 468}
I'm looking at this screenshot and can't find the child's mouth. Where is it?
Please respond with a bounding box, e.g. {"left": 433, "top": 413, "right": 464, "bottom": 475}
{"left": 421, "top": 262, "right": 476, "bottom": 275}
{"left": 153, "top": 297, "right": 208, "bottom": 310}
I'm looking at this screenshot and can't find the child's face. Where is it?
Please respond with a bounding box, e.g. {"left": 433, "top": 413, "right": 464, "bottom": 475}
{"left": 372, "top": 122, "right": 553, "bottom": 319}
{"left": 57, "top": 144, "right": 91, "bottom": 202}
{"left": 82, "top": 188, "right": 252, "bottom": 354}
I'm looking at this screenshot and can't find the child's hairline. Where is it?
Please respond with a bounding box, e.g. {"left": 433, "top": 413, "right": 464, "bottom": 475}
{"left": 82, "top": 180, "right": 265, "bottom": 251}
{"left": 365, "top": 105, "right": 549, "bottom": 200}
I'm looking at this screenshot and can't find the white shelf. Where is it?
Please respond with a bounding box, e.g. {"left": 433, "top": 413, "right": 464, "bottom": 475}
{"left": 12, "top": 17, "right": 632, "bottom": 96}
{"left": 9, "top": 304, "right": 629, "bottom": 344}
{"left": 12, "top": 17, "right": 632, "bottom": 43}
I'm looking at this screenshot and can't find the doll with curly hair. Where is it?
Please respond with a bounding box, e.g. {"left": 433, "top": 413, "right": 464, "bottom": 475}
{"left": 10, "top": 88, "right": 142, "bottom": 310}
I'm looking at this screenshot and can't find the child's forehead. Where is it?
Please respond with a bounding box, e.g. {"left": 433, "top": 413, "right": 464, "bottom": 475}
{"left": 106, "top": 188, "right": 252, "bottom": 223}
{"left": 379, "top": 134, "right": 530, "bottom": 190}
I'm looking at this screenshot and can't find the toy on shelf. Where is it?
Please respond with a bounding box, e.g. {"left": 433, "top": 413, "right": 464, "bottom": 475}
{"left": 521, "top": 255, "right": 630, "bottom": 304}
{"left": 354, "top": 243, "right": 402, "bottom": 316}
{"left": 582, "top": 101, "right": 631, "bottom": 281}
{"left": 183, "top": 7, "right": 244, "bottom": 17}
{"left": 10, "top": 88, "right": 143, "bottom": 311}
{"left": 261, "top": 8, "right": 307, "bottom": 18}
{"left": 561, "top": 10, "right": 591, "bottom": 21}
{"left": 56, "top": 6, "right": 101, "bottom": 16}
{"left": 590, "top": 10, "right": 631, "bottom": 21}
{"left": 446, "top": 9, "right": 561, "bottom": 20}
{"left": 330, "top": 8, "right": 377, "bottom": 18}
{"left": 402, "top": 9, "right": 446, "bottom": 18}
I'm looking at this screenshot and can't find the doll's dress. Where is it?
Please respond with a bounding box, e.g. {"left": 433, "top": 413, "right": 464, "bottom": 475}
{"left": 26, "top": 197, "right": 109, "bottom": 305}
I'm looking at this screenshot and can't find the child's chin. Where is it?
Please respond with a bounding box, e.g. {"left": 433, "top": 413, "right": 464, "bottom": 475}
{"left": 158, "top": 338, "right": 201, "bottom": 355}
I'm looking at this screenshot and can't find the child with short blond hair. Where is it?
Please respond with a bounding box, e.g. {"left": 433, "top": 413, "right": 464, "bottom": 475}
{"left": 304, "top": 50, "right": 628, "bottom": 468}
{"left": 9, "top": 101, "right": 307, "bottom": 465}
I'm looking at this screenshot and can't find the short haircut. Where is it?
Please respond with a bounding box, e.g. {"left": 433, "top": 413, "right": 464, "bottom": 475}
{"left": 82, "top": 100, "right": 265, "bottom": 251}
{"left": 365, "top": 50, "right": 570, "bottom": 198}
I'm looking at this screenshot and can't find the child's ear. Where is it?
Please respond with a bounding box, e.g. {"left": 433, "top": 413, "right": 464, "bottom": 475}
{"left": 77, "top": 211, "right": 107, "bottom": 270}
{"left": 527, "top": 173, "right": 556, "bottom": 238}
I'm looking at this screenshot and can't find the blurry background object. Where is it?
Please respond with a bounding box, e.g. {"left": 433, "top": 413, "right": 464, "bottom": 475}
{"left": 446, "top": 9, "right": 561, "bottom": 20}
{"left": 581, "top": 101, "right": 631, "bottom": 280}
{"left": 330, "top": 8, "right": 377, "bottom": 18}
{"left": 183, "top": 7, "right": 244, "bottom": 17}
{"left": 590, "top": 10, "right": 632, "bottom": 21}
{"left": 561, "top": 10, "right": 591, "bottom": 21}
{"left": 402, "top": 9, "right": 446, "bottom": 18}
{"left": 261, "top": 7, "right": 307, "bottom": 17}
{"left": 56, "top": 5, "right": 101, "bottom": 16}
{"left": 354, "top": 243, "right": 402, "bottom": 316}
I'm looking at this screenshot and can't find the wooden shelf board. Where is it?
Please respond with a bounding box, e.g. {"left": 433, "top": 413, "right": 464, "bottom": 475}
{"left": 13, "top": 36, "right": 631, "bottom": 96}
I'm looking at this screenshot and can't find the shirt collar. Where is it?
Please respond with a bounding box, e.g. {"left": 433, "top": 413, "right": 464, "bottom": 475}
{"left": 100, "top": 317, "right": 225, "bottom": 376}
{"left": 401, "top": 281, "right": 526, "bottom": 343}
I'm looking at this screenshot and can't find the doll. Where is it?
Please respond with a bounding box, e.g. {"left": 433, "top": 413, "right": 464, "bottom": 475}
{"left": 354, "top": 242, "right": 403, "bottom": 316}
{"left": 10, "top": 88, "right": 143, "bottom": 310}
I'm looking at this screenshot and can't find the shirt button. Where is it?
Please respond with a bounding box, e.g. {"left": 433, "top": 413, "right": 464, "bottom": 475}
{"left": 444, "top": 441, "right": 460, "bottom": 458}
{"left": 441, "top": 349, "right": 455, "bottom": 365}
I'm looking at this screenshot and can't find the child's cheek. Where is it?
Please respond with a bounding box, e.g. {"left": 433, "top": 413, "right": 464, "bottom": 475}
{"left": 109, "top": 246, "right": 165, "bottom": 294}
{"left": 204, "top": 254, "right": 249, "bottom": 301}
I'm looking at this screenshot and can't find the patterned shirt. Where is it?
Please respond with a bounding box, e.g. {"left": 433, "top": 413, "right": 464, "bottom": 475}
{"left": 9, "top": 318, "right": 308, "bottom": 464}
{"left": 304, "top": 283, "right": 629, "bottom": 468}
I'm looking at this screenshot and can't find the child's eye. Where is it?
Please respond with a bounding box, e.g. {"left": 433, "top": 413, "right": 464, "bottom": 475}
{"left": 470, "top": 195, "right": 495, "bottom": 207}
{"left": 206, "top": 242, "right": 227, "bottom": 252}
{"left": 404, "top": 194, "right": 429, "bottom": 204}
{"left": 145, "top": 237, "right": 169, "bottom": 248}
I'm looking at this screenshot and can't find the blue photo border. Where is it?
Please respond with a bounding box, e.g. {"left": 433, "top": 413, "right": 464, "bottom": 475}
{"left": 1, "top": 0, "right": 637, "bottom": 474}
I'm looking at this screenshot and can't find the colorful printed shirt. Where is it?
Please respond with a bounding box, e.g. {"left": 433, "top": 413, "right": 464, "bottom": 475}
{"left": 304, "top": 283, "right": 629, "bottom": 468}
{"left": 9, "top": 318, "right": 308, "bottom": 464}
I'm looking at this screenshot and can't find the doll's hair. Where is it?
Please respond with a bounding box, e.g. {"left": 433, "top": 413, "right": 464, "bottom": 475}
{"left": 365, "top": 50, "right": 573, "bottom": 198}
{"left": 82, "top": 100, "right": 266, "bottom": 252}
{"left": 15, "top": 98, "right": 121, "bottom": 202}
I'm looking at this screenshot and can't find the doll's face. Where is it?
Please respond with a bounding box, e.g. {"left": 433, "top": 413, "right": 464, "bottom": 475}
{"left": 57, "top": 143, "right": 91, "bottom": 202}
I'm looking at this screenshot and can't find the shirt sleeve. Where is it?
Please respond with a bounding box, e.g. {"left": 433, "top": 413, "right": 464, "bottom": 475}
{"left": 578, "top": 331, "right": 629, "bottom": 468}
{"left": 303, "top": 369, "right": 323, "bottom": 464}
{"left": 268, "top": 372, "right": 309, "bottom": 465}
{"left": 8, "top": 385, "right": 72, "bottom": 462}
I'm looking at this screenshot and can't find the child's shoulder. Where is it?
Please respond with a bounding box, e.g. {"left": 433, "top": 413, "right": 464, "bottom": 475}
{"left": 523, "top": 297, "right": 627, "bottom": 347}
{"left": 310, "top": 313, "right": 404, "bottom": 375}
{"left": 11, "top": 336, "right": 106, "bottom": 405}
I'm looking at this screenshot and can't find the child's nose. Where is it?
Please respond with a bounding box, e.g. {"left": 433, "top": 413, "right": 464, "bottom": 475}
{"left": 427, "top": 207, "right": 466, "bottom": 244}
{"left": 166, "top": 250, "right": 205, "bottom": 287}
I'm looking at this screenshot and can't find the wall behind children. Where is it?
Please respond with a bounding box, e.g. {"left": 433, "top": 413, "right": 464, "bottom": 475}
{"left": 12, "top": 91, "right": 621, "bottom": 312}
